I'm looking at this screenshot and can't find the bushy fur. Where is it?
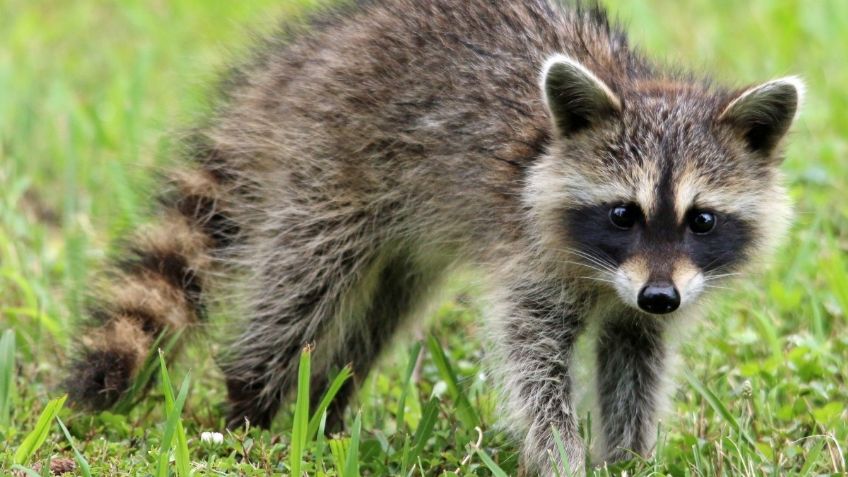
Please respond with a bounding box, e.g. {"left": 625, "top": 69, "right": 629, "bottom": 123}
{"left": 66, "top": 1, "right": 801, "bottom": 474}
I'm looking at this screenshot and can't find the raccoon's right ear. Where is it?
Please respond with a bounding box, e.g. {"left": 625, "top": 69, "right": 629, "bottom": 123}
{"left": 541, "top": 54, "right": 622, "bottom": 137}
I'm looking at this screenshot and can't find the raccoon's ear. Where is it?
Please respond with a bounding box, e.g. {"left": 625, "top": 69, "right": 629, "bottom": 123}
{"left": 541, "top": 54, "right": 622, "bottom": 137}
{"left": 719, "top": 77, "right": 804, "bottom": 156}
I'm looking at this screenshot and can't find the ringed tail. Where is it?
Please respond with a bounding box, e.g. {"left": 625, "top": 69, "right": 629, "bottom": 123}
{"left": 66, "top": 161, "right": 237, "bottom": 410}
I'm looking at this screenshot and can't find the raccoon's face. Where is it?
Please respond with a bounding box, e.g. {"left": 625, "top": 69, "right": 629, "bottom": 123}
{"left": 529, "top": 55, "right": 803, "bottom": 315}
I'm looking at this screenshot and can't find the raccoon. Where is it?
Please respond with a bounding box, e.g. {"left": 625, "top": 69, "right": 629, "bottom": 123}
{"left": 65, "top": 0, "right": 802, "bottom": 474}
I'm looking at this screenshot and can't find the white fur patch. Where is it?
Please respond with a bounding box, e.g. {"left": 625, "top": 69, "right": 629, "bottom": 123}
{"left": 613, "top": 257, "right": 648, "bottom": 308}
{"left": 672, "top": 258, "right": 705, "bottom": 307}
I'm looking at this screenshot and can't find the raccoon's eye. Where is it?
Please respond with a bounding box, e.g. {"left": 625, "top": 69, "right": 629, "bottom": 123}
{"left": 689, "top": 211, "right": 717, "bottom": 234}
{"left": 609, "top": 204, "right": 639, "bottom": 230}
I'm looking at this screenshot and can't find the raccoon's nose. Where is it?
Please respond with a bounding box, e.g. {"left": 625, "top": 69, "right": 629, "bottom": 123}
{"left": 637, "top": 282, "right": 680, "bottom": 314}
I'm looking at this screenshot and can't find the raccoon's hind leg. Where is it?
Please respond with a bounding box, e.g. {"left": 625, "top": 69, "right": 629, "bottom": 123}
{"left": 595, "top": 312, "right": 669, "bottom": 462}
{"left": 221, "top": 220, "right": 373, "bottom": 428}
{"left": 66, "top": 165, "right": 237, "bottom": 410}
{"left": 307, "top": 251, "right": 440, "bottom": 431}
{"left": 223, "top": 232, "right": 439, "bottom": 430}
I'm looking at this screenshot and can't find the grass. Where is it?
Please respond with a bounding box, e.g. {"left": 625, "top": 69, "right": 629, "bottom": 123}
{"left": 157, "top": 350, "right": 191, "bottom": 477}
{"left": 1, "top": 0, "right": 847, "bottom": 474}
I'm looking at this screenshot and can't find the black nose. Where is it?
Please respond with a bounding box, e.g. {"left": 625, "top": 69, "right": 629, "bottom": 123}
{"left": 637, "top": 282, "right": 680, "bottom": 314}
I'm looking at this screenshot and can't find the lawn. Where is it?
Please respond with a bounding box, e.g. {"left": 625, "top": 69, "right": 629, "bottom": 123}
{"left": 1, "top": 0, "right": 846, "bottom": 475}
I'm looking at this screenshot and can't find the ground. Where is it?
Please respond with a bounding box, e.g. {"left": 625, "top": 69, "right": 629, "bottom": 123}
{"left": 0, "top": 0, "right": 846, "bottom": 475}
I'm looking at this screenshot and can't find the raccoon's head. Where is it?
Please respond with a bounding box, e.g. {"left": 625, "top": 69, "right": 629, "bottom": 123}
{"left": 528, "top": 54, "right": 803, "bottom": 315}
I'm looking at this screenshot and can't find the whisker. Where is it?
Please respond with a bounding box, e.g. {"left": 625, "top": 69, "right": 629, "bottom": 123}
{"left": 570, "top": 246, "right": 616, "bottom": 265}
{"left": 704, "top": 272, "right": 741, "bottom": 281}
{"left": 702, "top": 284, "right": 732, "bottom": 291}
{"left": 556, "top": 260, "right": 615, "bottom": 276}
{"left": 548, "top": 254, "right": 615, "bottom": 272}
{"left": 578, "top": 276, "right": 617, "bottom": 285}
{"left": 703, "top": 261, "right": 740, "bottom": 277}
{"left": 558, "top": 248, "right": 617, "bottom": 273}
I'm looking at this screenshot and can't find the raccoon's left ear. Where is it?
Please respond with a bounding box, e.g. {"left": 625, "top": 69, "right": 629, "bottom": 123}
{"left": 719, "top": 77, "right": 805, "bottom": 157}
{"left": 541, "top": 54, "right": 622, "bottom": 137}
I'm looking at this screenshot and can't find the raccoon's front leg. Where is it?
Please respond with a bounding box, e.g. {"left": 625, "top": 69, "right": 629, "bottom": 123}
{"left": 595, "top": 312, "right": 668, "bottom": 462}
{"left": 490, "top": 283, "right": 587, "bottom": 476}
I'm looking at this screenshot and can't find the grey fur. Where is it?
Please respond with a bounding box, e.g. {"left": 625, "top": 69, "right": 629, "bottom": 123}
{"left": 67, "top": 1, "right": 802, "bottom": 475}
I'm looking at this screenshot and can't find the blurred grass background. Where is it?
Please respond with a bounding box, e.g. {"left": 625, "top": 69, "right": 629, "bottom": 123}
{"left": 1, "top": 0, "right": 846, "bottom": 475}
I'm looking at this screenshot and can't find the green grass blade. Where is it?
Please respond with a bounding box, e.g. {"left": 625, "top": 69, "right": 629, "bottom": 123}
{"left": 425, "top": 335, "right": 478, "bottom": 428}
{"left": 0, "top": 329, "right": 16, "bottom": 427}
{"left": 692, "top": 443, "right": 706, "bottom": 474}
{"left": 0, "top": 270, "right": 62, "bottom": 340}
{"left": 158, "top": 350, "right": 191, "bottom": 477}
{"left": 684, "top": 371, "right": 764, "bottom": 461}
{"left": 798, "top": 439, "right": 826, "bottom": 477}
{"left": 14, "top": 395, "right": 67, "bottom": 464}
{"left": 56, "top": 416, "right": 92, "bottom": 477}
{"left": 342, "top": 411, "right": 362, "bottom": 477}
{"left": 476, "top": 448, "right": 509, "bottom": 477}
{"left": 395, "top": 342, "right": 422, "bottom": 432}
{"left": 114, "top": 328, "right": 183, "bottom": 414}
{"left": 329, "top": 437, "right": 349, "bottom": 476}
{"left": 401, "top": 396, "right": 439, "bottom": 475}
{"left": 398, "top": 434, "right": 411, "bottom": 476}
{"left": 809, "top": 293, "right": 827, "bottom": 341}
{"left": 156, "top": 353, "right": 191, "bottom": 477}
{"left": 313, "top": 411, "right": 329, "bottom": 473}
{"left": 824, "top": 243, "right": 848, "bottom": 321}
{"left": 307, "top": 363, "right": 352, "bottom": 441}
{"left": 290, "top": 345, "right": 312, "bottom": 477}
{"left": 750, "top": 311, "right": 782, "bottom": 363}
{"left": 550, "top": 427, "right": 573, "bottom": 477}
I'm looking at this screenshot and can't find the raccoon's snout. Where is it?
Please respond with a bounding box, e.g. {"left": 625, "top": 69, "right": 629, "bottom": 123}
{"left": 637, "top": 282, "right": 680, "bottom": 314}
{"left": 615, "top": 257, "right": 703, "bottom": 313}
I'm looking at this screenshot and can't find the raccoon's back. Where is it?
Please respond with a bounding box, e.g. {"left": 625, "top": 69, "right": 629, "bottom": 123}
{"left": 197, "top": 0, "right": 650, "bottom": 212}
